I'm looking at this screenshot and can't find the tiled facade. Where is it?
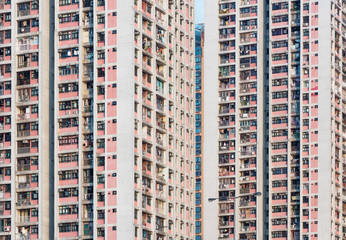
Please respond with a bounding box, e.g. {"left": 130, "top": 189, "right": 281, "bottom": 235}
{"left": 0, "top": 0, "right": 195, "bottom": 239}
{"left": 204, "top": 0, "right": 346, "bottom": 240}
{"left": 267, "top": 1, "right": 320, "bottom": 239}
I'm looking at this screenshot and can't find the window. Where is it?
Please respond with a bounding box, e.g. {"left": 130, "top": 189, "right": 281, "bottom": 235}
{"left": 272, "top": 28, "right": 288, "bottom": 36}
{"left": 272, "top": 168, "right": 287, "bottom": 175}
{"left": 59, "top": 136, "right": 78, "bottom": 146}
{"left": 4, "top": 30, "right": 11, "bottom": 39}
{"left": 59, "top": 0, "right": 79, "bottom": 6}
{"left": 97, "top": 174, "right": 105, "bottom": 184}
{"left": 31, "top": 226, "right": 38, "bottom": 234}
{"left": 59, "top": 223, "right": 78, "bottom": 232}
{"left": 97, "top": 15, "right": 105, "bottom": 24}
{"left": 97, "top": 104, "right": 105, "bottom": 113}
{"left": 58, "top": 13, "right": 79, "bottom": 23}
{"left": 59, "top": 65, "right": 79, "bottom": 75}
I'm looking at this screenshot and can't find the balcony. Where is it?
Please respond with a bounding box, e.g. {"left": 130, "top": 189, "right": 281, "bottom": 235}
{"left": 84, "top": 227, "right": 93, "bottom": 236}
{"left": 240, "top": 226, "right": 250, "bottom": 232}
{"left": 17, "top": 147, "right": 30, "bottom": 154}
{"left": 157, "top": 101, "right": 164, "bottom": 111}
{"left": 18, "top": 8, "right": 31, "bottom": 17}
{"left": 18, "top": 26, "right": 31, "bottom": 34}
{"left": 239, "top": 188, "right": 250, "bottom": 194}
{"left": 17, "top": 164, "right": 31, "bottom": 172}
{"left": 219, "top": 120, "right": 230, "bottom": 127}
{"left": 83, "top": 176, "right": 93, "bottom": 184}
{"left": 84, "top": 193, "right": 93, "bottom": 201}
{"left": 156, "top": 155, "right": 164, "bottom": 164}
{"left": 18, "top": 216, "right": 31, "bottom": 224}
{"left": 156, "top": 51, "right": 165, "bottom": 62}
{"left": 240, "top": 0, "right": 257, "bottom": 6}
{"left": 156, "top": 120, "right": 166, "bottom": 130}
{"left": 18, "top": 95, "right": 31, "bottom": 103}
{"left": 83, "top": 212, "right": 93, "bottom": 220}
{"left": 18, "top": 182, "right": 30, "bottom": 189}
{"left": 219, "top": 107, "right": 229, "bottom": 114}
{"left": 17, "top": 130, "right": 31, "bottom": 137}
{"left": 156, "top": 137, "right": 164, "bottom": 146}
{"left": 16, "top": 199, "right": 32, "bottom": 207}
{"left": 17, "top": 79, "right": 32, "bottom": 87}
{"left": 83, "top": 159, "right": 93, "bottom": 166}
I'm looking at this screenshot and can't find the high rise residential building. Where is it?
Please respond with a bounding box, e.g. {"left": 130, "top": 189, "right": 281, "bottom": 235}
{"left": 0, "top": 0, "right": 195, "bottom": 239}
{"left": 194, "top": 23, "right": 203, "bottom": 240}
{"left": 0, "top": 0, "right": 52, "bottom": 239}
{"left": 204, "top": 0, "right": 264, "bottom": 239}
{"left": 203, "top": 0, "right": 344, "bottom": 240}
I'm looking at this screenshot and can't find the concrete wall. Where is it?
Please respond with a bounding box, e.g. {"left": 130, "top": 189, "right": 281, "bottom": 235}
{"left": 318, "top": 0, "right": 332, "bottom": 239}
{"left": 202, "top": 0, "right": 219, "bottom": 238}
{"left": 116, "top": 1, "right": 135, "bottom": 239}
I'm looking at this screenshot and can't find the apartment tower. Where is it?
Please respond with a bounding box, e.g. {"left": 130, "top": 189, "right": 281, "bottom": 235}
{"left": 0, "top": 0, "right": 195, "bottom": 239}
{"left": 0, "top": 0, "right": 52, "bottom": 239}
{"left": 204, "top": 0, "right": 342, "bottom": 239}
{"left": 194, "top": 23, "right": 203, "bottom": 240}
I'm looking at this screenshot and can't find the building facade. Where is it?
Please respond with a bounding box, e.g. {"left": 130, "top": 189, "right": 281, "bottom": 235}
{"left": 0, "top": 0, "right": 52, "bottom": 239}
{"left": 194, "top": 23, "right": 203, "bottom": 240}
{"left": 203, "top": 0, "right": 344, "bottom": 239}
{"left": 0, "top": 0, "right": 195, "bottom": 239}
{"left": 204, "top": 0, "right": 264, "bottom": 239}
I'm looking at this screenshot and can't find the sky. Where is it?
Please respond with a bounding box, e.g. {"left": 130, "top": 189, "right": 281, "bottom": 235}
{"left": 195, "top": 0, "right": 204, "bottom": 24}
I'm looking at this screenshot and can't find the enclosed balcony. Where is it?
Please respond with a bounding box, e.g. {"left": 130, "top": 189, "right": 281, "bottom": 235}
{"left": 17, "top": 139, "right": 37, "bottom": 155}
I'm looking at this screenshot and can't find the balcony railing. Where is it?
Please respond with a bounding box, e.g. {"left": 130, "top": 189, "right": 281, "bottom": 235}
{"left": 18, "top": 26, "right": 31, "bottom": 34}
{"left": 17, "top": 130, "right": 30, "bottom": 138}
{"left": 17, "top": 164, "right": 31, "bottom": 171}
{"left": 84, "top": 193, "right": 93, "bottom": 201}
{"left": 219, "top": 120, "right": 229, "bottom": 127}
{"left": 18, "top": 61, "right": 30, "bottom": 69}
{"left": 18, "top": 182, "right": 30, "bottom": 189}
{"left": 156, "top": 155, "right": 164, "bottom": 164}
{"left": 17, "top": 147, "right": 30, "bottom": 154}
{"left": 240, "top": 226, "right": 250, "bottom": 232}
{"left": 157, "top": 103, "right": 164, "bottom": 111}
{"left": 84, "top": 176, "right": 93, "bottom": 183}
{"left": 83, "top": 212, "right": 93, "bottom": 219}
{"left": 16, "top": 199, "right": 31, "bottom": 206}
{"left": 18, "top": 216, "right": 31, "bottom": 223}
{"left": 239, "top": 188, "right": 250, "bottom": 194}
{"left": 84, "top": 159, "right": 93, "bottom": 166}
{"left": 18, "top": 9, "right": 31, "bottom": 17}
{"left": 156, "top": 138, "right": 164, "bottom": 146}
{"left": 84, "top": 228, "right": 93, "bottom": 236}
